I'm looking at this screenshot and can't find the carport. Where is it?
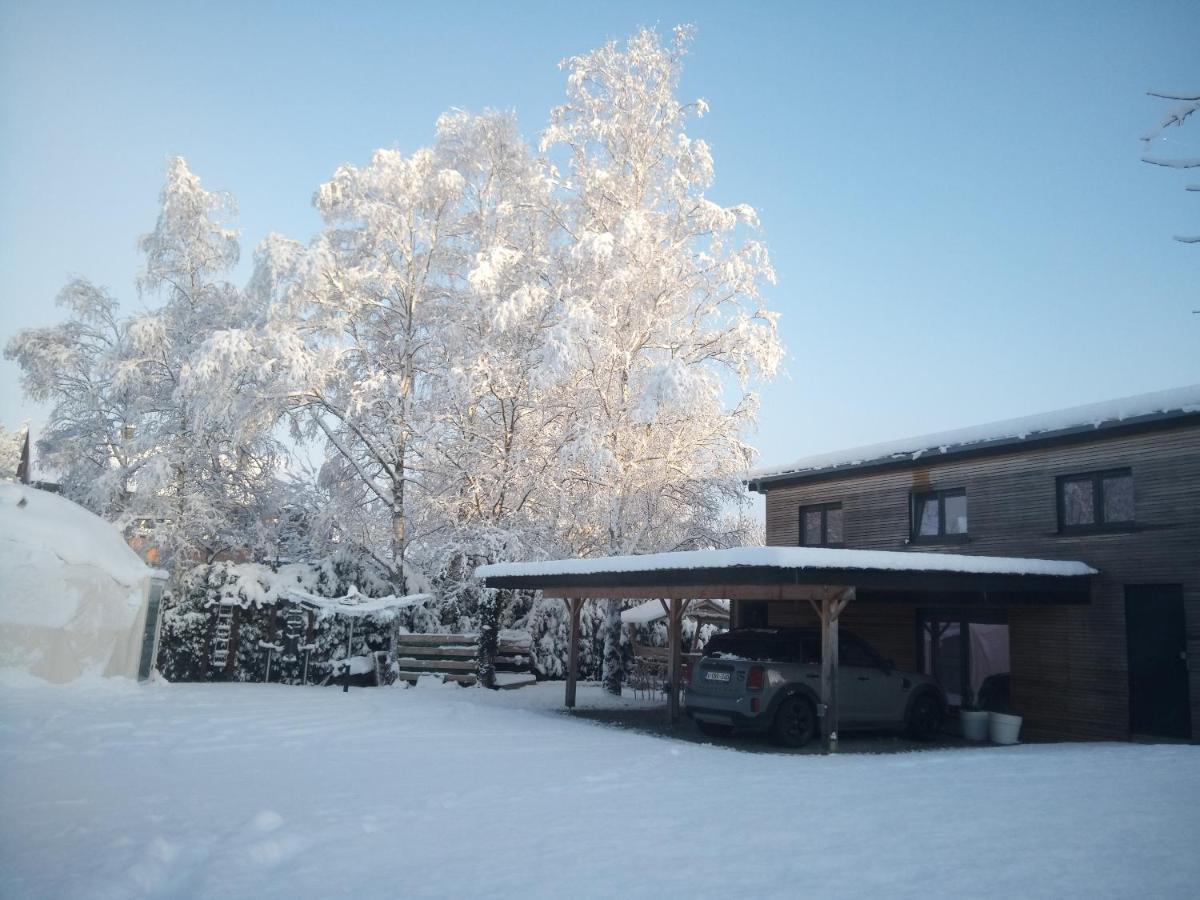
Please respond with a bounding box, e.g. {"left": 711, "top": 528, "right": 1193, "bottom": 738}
{"left": 476, "top": 547, "right": 1095, "bottom": 753}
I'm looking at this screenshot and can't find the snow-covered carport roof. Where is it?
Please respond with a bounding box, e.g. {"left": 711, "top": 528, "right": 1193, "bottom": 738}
{"left": 476, "top": 546, "right": 1096, "bottom": 605}
{"left": 476, "top": 547, "right": 1096, "bottom": 748}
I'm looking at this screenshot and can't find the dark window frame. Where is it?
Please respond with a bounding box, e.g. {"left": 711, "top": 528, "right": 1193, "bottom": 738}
{"left": 798, "top": 502, "right": 844, "bottom": 547}
{"left": 1056, "top": 468, "right": 1134, "bottom": 533}
{"left": 838, "top": 633, "right": 886, "bottom": 669}
{"left": 910, "top": 488, "right": 969, "bottom": 543}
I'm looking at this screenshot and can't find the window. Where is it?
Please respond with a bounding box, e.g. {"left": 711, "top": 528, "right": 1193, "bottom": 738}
{"left": 1057, "top": 469, "right": 1134, "bottom": 531}
{"left": 706, "top": 631, "right": 820, "bottom": 663}
{"left": 799, "top": 503, "right": 843, "bottom": 546}
{"left": 911, "top": 488, "right": 968, "bottom": 541}
{"left": 839, "top": 636, "right": 881, "bottom": 668}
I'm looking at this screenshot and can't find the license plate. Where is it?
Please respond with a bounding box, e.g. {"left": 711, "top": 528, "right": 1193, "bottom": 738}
{"left": 704, "top": 671, "right": 731, "bottom": 682}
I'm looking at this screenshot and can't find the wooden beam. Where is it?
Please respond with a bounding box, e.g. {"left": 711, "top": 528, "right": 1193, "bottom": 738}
{"left": 565, "top": 597, "right": 582, "bottom": 709}
{"left": 391, "top": 633, "right": 476, "bottom": 646}
{"left": 819, "top": 596, "right": 835, "bottom": 754}
{"left": 832, "top": 588, "right": 855, "bottom": 619}
{"left": 485, "top": 567, "right": 1093, "bottom": 599}
{"left": 819, "top": 587, "right": 855, "bottom": 754}
{"left": 525, "top": 583, "right": 847, "bottom": 601}
{"left": 389, "top": 657, "right": 476, "bottom": 672}
{"left": 667, "top": 597, "right": 684, "bottom": 724}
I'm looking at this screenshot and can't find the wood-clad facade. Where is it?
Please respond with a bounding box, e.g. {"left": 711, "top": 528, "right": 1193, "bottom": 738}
{"left": 748, "top": 417, "right": 1200, "bottom": 742}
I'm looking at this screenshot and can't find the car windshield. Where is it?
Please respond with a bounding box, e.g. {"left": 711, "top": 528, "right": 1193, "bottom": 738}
{"left": 705, "top": 632, "right": 818, "bottom": 663}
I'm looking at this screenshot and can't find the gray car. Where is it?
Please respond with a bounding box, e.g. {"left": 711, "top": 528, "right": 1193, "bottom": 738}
{"left": 684, "top": 628, "right": 945, "bottom": 747}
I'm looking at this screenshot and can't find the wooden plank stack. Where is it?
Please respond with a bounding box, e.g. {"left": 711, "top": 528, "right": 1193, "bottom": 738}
{"left": 393, "top": 632, "right": 535, "bottom": 688}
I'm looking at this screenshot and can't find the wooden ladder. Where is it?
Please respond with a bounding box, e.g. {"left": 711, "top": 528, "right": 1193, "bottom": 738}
{"left": 211, "top": 604, "right": 235, "bottom": 675}
{"left": 281, "top": 608, "right": 306, "bottom": 663}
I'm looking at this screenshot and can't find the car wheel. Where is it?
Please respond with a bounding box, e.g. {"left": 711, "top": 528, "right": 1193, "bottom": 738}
{"left": 697, "top": 721, "right": 733, "bottom": 739}
{"left": 772, "top": 696, "right": 816, "bottom": 748}
{"left": 907, "top": 692, "right": 943, "bottom": 740}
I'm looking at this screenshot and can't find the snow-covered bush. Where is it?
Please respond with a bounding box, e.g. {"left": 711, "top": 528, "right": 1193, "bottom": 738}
{"left": 157, "top": 554, "right": 397, "bottom": 683}
{"left": 513, "top": 596, "right": 630, "bottom": 681}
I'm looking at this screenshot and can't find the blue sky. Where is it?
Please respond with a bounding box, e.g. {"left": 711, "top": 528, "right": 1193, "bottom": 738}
{"left": 2, "top": 0, "right": 1197, "bottom": 478}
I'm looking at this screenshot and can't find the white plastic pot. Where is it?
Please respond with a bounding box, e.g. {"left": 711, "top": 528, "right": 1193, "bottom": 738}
{"left": 960, "top": 709, "right": 990, "bottom": 741}
{"left": 989, "top": 712, "right": 1023, "bottom": 745}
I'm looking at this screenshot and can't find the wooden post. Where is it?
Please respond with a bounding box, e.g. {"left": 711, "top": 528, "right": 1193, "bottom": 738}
{"left": 960, "top": 612, "right": 972, "bottom": 708}
{"left": 565, "top": 597, "right": 582, "bottom": 709}
{"left": 813, "top": 588, "right": 855, "bottom": 755}
{"left": 672, "top": 600, "right": 681, "bottom": 724}
{"left": 819, "top": 597, "right": 838, "bottom": 753}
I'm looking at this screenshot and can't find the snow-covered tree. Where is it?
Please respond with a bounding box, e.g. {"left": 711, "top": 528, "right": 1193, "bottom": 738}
{"left": 120, "top": 157, "right": 286, "bottom": 564}
{"left": 420, "top": 110, "right": 568, "bottom": 564}
{"left": 539, "top": 26, "right": 782, "bottom": 690}
{"left": 262, "top": 138, "right": 472, "bottom": 591}
{"left": 8, "top": 158, "right": 285, "bottom": 566}
{"left": 263, "top": 111, "right": 568, "bottom": 594}
{"left": 1142, "top": 90, "right": 1199, "bottom": 245}
{"left": 6, "top": 280, "right": 141, "bottom": 512}
{"left": 0, "top": 424, "right": 26, "bottom": 481}
{"left": 9, "top": 28, "right": 784, "bottom": 689}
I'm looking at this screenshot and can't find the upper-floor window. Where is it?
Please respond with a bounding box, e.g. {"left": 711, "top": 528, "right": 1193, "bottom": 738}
{"left": 1057, "top": 469, "right": 1134, "bottom": 532}
{"left": 800, "top": 503, "right": 843, "bottom": 546}
{"left": 911, "top": 488, "right": 968, "bottom": 541}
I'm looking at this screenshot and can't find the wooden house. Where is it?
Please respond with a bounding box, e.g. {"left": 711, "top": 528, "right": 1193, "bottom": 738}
{"left": 745, "top": 386, "right": 1199, "bottom": 742}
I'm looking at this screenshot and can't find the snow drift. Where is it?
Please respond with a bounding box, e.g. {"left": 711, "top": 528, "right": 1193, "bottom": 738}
{"left": 0, "top": 483, "right": 153, "bottom": 682}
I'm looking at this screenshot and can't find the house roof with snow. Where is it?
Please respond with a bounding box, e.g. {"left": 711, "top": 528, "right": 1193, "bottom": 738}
{"left": 747, "top": 384, "right": 1200, "bottom": 491}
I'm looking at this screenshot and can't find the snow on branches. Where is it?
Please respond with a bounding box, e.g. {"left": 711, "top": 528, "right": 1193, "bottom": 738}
{"left": 8, "top": 27, "right": 782, "bottom": 629}
{"left": 1142, "top": 90, "right": 1200, "bottom": 244}
{"left": 7, "top": 158, "right": 286, "bottom": 565}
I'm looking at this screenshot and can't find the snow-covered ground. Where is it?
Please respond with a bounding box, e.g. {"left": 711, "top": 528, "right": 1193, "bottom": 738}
{"left": 2, "top": 678, "right": 1198, "bottom": 899}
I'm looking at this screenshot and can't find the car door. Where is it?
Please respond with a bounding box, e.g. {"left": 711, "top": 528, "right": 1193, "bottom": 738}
{"left": 790, "top": 635, "right": 859, "bottom": 724}
{"left": 836, "top": 660, "right": 860, "bottom": 724}
{"left": 839, "top": 636, "right": 900, "bottom": 726}
{"left": 822, "top": 634, "right": 866, "bottom": 725}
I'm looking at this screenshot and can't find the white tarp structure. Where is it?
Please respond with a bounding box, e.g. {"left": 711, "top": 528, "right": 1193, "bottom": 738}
{"left": 0, "top": 484, "right": 154, "bottom": 682}
{"left": 286, "top": 585, "right": 432, "bottom": 618}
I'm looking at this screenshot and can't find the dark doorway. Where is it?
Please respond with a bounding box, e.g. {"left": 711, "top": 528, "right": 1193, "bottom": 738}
{"left": 918, "top": 608, "right": 1009, "bottom": 709}
{"left": 740, "top": 601, "right": 768, "bottom": 629}
{"left": 1124, "top": 585, "right": 1191, "bottom": 739}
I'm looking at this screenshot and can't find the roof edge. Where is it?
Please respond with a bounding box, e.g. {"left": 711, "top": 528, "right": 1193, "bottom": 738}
{"left": 747, "top": 405, "right": 1200, "bottom": 493}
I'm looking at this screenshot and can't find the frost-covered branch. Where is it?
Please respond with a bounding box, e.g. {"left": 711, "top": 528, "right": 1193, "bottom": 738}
{"left": 1141, "top": 90, "right": 1199, "bottom": 245}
